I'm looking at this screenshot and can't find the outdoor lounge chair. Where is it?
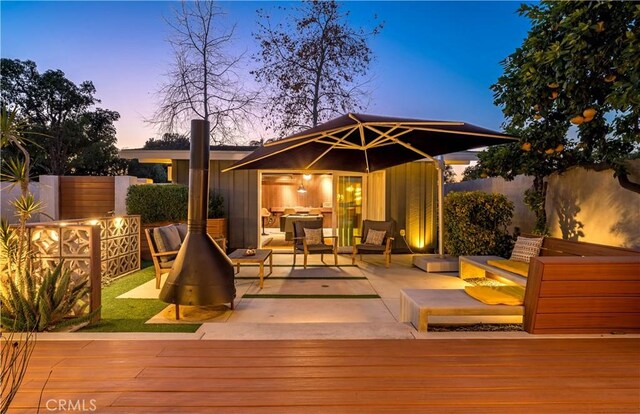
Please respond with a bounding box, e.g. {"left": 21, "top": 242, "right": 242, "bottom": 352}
{"left": 145, "top": 224, "right": 226, "bottom": 289}
{"left": 352, "top": 220, "right": 395, "bottom": 268}
{"left": 292, "top": 219, "right": 337, "bottom": 268}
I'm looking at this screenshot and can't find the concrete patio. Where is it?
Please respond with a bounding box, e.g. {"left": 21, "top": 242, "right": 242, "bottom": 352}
{"left": 111, "top": 253, "right": 523, "bottom": 339}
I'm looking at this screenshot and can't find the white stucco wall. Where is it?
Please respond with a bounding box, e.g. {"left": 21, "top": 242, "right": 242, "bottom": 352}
{"left": 545, "top": 162, "right": 640, "bottom": 249}
{"left": 0, "top": 181, "right": 41, "bottom": 224}
{"left": 445, "top": 161, "right": 640, "bottom": 249}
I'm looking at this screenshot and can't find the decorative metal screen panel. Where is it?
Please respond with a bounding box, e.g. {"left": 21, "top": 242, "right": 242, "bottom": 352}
{"left": 28, "top": 224, "right": 98, "bottom": 318}
{"left": 80, "top": 216, "right": 141, "bottom": 285}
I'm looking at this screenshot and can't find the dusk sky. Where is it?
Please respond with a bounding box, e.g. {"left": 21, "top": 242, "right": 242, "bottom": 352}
{"left": 1, "top": 1, "right": 532, "bottom": 149}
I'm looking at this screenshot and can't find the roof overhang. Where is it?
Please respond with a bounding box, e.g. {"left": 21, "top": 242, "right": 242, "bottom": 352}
{"left": 119, "top": 149, "right": 255, "bottom": 164}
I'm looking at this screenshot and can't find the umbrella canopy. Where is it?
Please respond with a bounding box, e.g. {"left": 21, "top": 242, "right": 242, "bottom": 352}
{"left": 223, "top": 113, "right": 516, "bottom": 173}
{"left": 223, "top": 113, "right": 516, "bottom": 255}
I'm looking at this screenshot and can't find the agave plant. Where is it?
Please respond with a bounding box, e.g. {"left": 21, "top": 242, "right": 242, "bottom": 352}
{"left": 0, "top": 261, "right": 96, "bottom": 332}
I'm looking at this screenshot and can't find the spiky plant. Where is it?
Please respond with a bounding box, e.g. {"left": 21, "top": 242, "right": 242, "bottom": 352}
{"left": 0, "top": 262, "right": 96, "bottom": 332}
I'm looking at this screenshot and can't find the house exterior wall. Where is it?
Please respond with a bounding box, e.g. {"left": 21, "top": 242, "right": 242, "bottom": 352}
{"left": 173, "top": 160, "right": 259, "bottom": 250}
{"left": 385, "top": 161, "right": 438, "bottom": 253}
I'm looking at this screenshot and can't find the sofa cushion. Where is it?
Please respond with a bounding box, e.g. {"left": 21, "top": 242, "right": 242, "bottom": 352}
{"left": 487, "top": 259, "right": 530, "bottom": 277}
{"left": 175, "top": 224, "right": 187, "bottom": 241}
{"left": 464, "top": 285, "right": 526, "bottom": 306}
{"left": 510, "top": 236, "right": 544, "bottom": 263}
{"left": 153, "top": 225, "right": 181, "bottom": 263}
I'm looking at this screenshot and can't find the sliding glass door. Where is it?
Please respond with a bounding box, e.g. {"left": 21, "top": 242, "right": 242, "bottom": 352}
{"left": 335, "top": 175, "right": 364, "bottom": 247}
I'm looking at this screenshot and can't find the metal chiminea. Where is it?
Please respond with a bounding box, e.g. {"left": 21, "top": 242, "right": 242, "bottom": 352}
{"left": 159, "top": 119, "right": 235, "bottom": 319}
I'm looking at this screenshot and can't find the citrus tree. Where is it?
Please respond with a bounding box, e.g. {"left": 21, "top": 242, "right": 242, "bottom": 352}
{"left": 474, "top": 1, "right": 639, "bottom": 233}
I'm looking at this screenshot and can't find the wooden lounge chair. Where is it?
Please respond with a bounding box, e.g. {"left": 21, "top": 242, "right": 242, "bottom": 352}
{"left": 145, "top": 224, "right": 226, "bottom": 289}
{"left": 292, "top": 219, "right": 337, "bottom": 268}
{"left": 352, "top": 220, "right": 395, "bottom": 268}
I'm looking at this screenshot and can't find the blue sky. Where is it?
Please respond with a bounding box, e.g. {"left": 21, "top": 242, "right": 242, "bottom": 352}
{"left": 1, "top": 1, "right": 531, "bottom": 148}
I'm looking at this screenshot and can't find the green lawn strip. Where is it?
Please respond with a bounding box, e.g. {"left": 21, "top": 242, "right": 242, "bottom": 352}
{"left": 242, "top": 294, "right": 380, "bottom": 299}
{"left": 80, "top": 266, "right": 199, "bottom": 333}
{"left": 235, "top": 276, "right": 367, "bottom": 280}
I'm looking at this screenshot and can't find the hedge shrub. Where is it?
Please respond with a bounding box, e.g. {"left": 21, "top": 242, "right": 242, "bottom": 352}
{"left": 127, "top": 184, "right": 226, "bottom": 223}
{"left": 126, "top": 184, "right": 189, "bottom": 224}
{"left": 444, "top": 191, "right": 514, "bottom": 257}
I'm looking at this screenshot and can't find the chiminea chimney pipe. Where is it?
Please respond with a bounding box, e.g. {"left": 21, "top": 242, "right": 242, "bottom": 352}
{"left": 159, "top": 120, "right": 235, "bottom": 319}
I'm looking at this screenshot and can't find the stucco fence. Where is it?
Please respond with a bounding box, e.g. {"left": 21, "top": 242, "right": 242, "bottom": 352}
{"left": 445, "top": 161, "right": 640, "bottom": 249}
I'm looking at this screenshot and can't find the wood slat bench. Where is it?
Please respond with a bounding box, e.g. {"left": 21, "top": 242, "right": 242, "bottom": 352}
{"left": 403, "top": 236, "right": 640, "bottom": 333}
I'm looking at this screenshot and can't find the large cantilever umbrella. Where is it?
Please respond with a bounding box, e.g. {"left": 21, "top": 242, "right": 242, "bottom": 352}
{"left": 223, "top": 113, "right": 516, "bottom": 255}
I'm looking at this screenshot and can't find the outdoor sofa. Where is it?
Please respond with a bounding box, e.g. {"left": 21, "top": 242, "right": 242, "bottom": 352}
{"left": 402, "top": 236, "right": 640, "bottom": 333}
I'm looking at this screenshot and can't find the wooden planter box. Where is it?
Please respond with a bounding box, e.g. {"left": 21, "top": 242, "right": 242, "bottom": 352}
{"left": 206, "top": 218, "right": 228, "bottom": 239}
{"left": 141, "top": 218, "right": 227, "bottom": 261}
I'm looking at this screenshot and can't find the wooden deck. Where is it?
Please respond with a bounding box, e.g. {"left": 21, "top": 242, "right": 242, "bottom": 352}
{"left": 9, "top": 338, "right": 640, "bottom": 413}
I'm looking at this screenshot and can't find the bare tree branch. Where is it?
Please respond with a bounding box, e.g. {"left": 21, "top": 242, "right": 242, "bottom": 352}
{"left": 148, "top": 0, "right": 258, "bottom": 145}
{"left": 252, "top": 1, "right": 383, "bottom": 137}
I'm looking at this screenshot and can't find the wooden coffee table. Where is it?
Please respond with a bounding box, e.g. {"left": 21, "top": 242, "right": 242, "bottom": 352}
{"left": 228, "top": 248, "right": 273, "bottom": 289}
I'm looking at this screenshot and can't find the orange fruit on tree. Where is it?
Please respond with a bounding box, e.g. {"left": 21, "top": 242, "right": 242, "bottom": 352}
{"left": 549, "top": 91, "right": 558, "bottom": 100}
{"left": 595, "top": 21, "right": 605, "bottom": 33}
{"left": 583, "top": 108, "right": 597, "bottom": 119}
{"left": 555, "top": 144, "right": 564, "bottom": 153}
{"left": 480, "top": 172, "right": 488, "bottom": 178}
{"left": 533, "top": 104, "right": 540, "bottom": 112}
{"left": 521, "top": 142, "right": 532, "bottom": 151}
{"left": 534, "top": 114, "right": 542, "bottom": 120}
{"left": 604, "top": 74, "right": 617, "bottom": 83}
{"left": 570, "top": 115, "right": 585, "bottom": 125}
{"left": 545, "top": 148, "right": 555, "bottom": 155}
{"left": 584, "top": 116, "right": 594, "bottom": 123}
{"left": 548, "top": 82, "right": 559, "bottom": 88}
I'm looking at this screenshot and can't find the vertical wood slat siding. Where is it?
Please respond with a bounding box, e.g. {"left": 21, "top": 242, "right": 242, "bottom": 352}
{"left": 174, "top": 160, "right": 258, "bottom": 250}
{"left": 59, "top": 176, "right": 115, "bottom": 220}
{"left": 385, "top": 162, "right": 437, "bottom": 253}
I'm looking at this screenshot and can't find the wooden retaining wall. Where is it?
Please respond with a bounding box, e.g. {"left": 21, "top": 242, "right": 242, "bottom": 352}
{"left": 59, "top": 176, "right": 115, "bottom": 220}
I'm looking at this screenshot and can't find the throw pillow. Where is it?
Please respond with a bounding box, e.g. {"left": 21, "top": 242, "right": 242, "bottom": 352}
{"left": 303, "top": 228, "right": 323, "bottom": 245}
{"left": 153, "top": 225, "right": 182, "bottom": 263}
{"left": 364, "top": 229, "right": 386, "bottom": 245}
{"left": 510, "top": 236, "right": 544, "bottom": 263}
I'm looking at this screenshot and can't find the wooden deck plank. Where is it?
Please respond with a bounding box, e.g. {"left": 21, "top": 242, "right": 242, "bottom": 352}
{"left": 17, "top": 375, "right": 637, "bottom": 392}
{"left": 8, "top": 338, "right": 640, "bottom": 412}
{"left": 48, "top": 355, "right": 635, "bottom": 370}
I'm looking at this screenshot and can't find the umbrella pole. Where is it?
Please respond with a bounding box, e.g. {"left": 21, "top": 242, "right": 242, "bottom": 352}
{"left": 436, "top": 157, "right": 445, "bottom": 257}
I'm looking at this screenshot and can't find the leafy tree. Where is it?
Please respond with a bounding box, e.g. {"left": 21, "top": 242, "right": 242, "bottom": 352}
{"left": 253, "top": 0, "right": 383, "bottom": 136}
{"left": 443, "top": 164, "right": 457, "bottom": 184}
{"left": 69, "top": 109, "right": 127, "bottom": 175}
{"left": 0, "top": 59, "right": 124, "bottom": 176}
{"left": 150, "top": 1, "right": 257, "bottom": 144}
{"left": 143, "top": 133, "right": 190, "bottom": 150}
{"left": 478, "top": 1, "right": 639, "bottom": 233}
{"left": 126, "top": 161, "right": 167, "bottom": 184}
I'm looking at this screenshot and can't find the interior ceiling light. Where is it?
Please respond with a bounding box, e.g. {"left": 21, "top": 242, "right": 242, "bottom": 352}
{"left": 297, "top": 183, "right": 307, "bottom": 193}
{"left": 303, "top": 174, "right": 312, "bottom": 181}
